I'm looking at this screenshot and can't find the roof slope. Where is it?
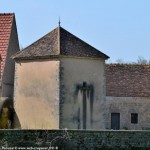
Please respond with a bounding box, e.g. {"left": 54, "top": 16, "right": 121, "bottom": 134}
{"left": 0, "top": 13, "right": 14, "bottom": 76}
{"left": 13, "top": 26, "right": 109, "bottom": 60}
{"left": 106, "top": 64, "right": 150, "bottom": 97}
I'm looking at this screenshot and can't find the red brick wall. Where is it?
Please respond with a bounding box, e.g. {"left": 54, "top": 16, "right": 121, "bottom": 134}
{"left": 106, "top": 64, "right": 150, "bottom": 97}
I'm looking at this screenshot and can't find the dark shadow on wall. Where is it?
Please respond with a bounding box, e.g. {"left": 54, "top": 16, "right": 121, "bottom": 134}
{"left": 0, "top": 98, "right": 21, "bottom": 129}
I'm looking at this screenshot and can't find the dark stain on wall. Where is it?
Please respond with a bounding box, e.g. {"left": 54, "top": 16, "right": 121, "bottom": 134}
{"left": 76, "top": 82, "right": 94, "bottom": 129}
{"left": 89, "top": 85, "right": 94, "bottom": 127}
{"left": 77, "top": 108, "right": 80, "bottom": 129}
{"left": 59, "top": 65, "right": 65, "bottom": 128}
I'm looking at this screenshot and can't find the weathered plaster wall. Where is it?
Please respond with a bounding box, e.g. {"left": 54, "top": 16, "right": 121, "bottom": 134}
{"left": 14, "top": 60, "right": 60, "bottom": 129}
{"left": 60, "top": 57, "right": 106, "bottom": 129}
{"left": 105, "top": 96, "right": 150, "bottom": 130}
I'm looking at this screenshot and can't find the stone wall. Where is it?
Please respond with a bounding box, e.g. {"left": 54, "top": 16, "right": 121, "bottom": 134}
{"left": 105, "top": 96, "right": 150, "bottom": 130}
{"left": 1, "top": 130, "right": 150, "bottom": 149}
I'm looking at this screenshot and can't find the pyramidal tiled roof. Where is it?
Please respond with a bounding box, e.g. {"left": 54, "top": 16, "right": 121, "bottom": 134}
{"left": 0, "top": 13, "right": 14, "bottom": 76}
{"left": 13, "top": 26, "right": 109, "bottom": 60}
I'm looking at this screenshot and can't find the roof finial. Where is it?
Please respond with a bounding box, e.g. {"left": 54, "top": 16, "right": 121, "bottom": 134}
{"left": 58, "top": 17, "right": 61, "bottom": 27}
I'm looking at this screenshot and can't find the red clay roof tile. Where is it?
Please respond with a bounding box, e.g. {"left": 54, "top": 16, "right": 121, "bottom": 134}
{"left": 0, "top": 13, "right": 14, "bottom": 77}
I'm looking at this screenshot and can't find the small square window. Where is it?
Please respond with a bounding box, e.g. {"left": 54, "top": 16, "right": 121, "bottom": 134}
{"left": 131, "top": 113, "right": 138, "bottom": 124}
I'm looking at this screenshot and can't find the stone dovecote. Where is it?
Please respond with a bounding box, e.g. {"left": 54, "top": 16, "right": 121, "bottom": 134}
{"left": 13, "top": 26, "right": 108, "bottom": 129}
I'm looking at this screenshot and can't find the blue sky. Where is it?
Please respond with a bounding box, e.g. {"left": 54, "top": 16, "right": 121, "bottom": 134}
{"left": 1, "top": 0, "right": 150, "bottom": 63}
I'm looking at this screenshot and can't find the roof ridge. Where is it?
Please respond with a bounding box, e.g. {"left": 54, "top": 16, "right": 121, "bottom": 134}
{"left": 13, "top": 26, "right": 109, "bottom": 60}
{"left": 58, "top": 26, "right": 60, "bottom": 54}
{"left": 19, "top": 27, "right": 58, "bottom": 50}
{"left": 12, "top": 26, "right": 59, "bottom": 59}
{"left": 59, "top": 27, "right": 109, "bottom": 57}
{"left": 0, "top": 13, "right": 14, "bottom": 16}
{"left": 59, "top": 26, "right": 109, "bottom": 58}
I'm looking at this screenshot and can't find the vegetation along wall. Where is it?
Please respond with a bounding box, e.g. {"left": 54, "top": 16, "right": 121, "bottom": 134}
{"left": 0, "top": 130, "right": 150, "bottom": 149}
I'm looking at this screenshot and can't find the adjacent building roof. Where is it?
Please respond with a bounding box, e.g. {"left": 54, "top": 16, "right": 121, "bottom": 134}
{"left": 12, "top": 26, "right": 109, "bottom": 60}
{"left": 106, "top": 64, "right": 150, "bottom": 97}
{"left": 0, "top": 13, "right": 14, "bottom": 77}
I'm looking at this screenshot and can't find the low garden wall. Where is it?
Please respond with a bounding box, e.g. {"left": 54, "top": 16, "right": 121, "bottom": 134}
{"left": 0, "top": 130, "right": 150, "bottom": 149}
